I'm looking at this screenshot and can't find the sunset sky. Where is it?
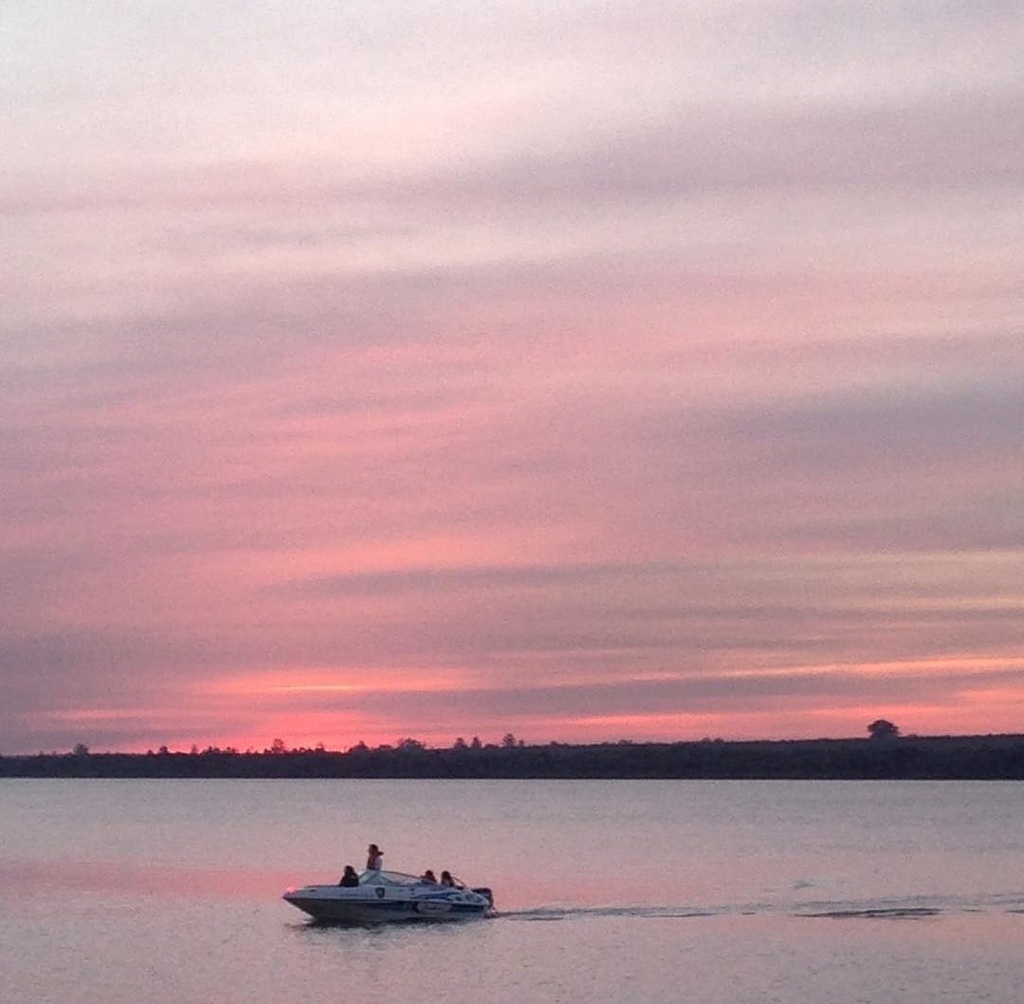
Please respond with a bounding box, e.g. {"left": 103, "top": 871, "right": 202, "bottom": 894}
{"left": 3, "top": 1, "right": 1023, "bottom": 754}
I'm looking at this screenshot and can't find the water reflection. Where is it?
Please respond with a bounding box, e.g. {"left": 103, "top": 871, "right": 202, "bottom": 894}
{"left": 5, "top": 780, "right": 1024, "bottom": 1004}
{"left": 0, "top": 859, "right": 294, "bottom": 900}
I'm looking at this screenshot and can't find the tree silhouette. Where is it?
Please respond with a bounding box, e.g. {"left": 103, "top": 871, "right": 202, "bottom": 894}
{"left": 867, "top": 719, "right": 900, "bottom": 740}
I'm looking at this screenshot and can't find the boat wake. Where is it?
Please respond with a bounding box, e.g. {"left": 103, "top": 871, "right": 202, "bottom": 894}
{"left": 500, "top": 905, "right": 719, "bottom": 922}
{"left": 497, "top": 891, "right": 1024, "bottom": 924}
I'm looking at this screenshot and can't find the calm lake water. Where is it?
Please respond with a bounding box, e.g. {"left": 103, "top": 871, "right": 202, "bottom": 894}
{"left": 2, "top": 779, "right": 1023, "bottom": 1003}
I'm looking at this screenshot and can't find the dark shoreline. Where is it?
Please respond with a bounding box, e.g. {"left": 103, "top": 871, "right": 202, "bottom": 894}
{"left": 3, "top": 734, "right": 1024, "bottom": 780}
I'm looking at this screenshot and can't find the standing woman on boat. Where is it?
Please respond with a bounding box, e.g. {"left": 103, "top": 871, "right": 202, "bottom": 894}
{"left": 366, "top": 843, "right": 383, "bottom": 870}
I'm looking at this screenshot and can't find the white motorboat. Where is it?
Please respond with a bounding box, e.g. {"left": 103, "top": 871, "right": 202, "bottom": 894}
{"left": 283, "top": 869, "right": 494, "bottom": 923}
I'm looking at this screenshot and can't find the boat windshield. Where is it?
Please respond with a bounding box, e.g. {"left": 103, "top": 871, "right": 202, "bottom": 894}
{"left": 358, "top": 869, "right": 423, "bottom": 887}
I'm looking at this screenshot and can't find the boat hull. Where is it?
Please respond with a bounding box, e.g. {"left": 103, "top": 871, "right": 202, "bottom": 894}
{"left": 283, "top": 884, "right": 492, "bottom": 924}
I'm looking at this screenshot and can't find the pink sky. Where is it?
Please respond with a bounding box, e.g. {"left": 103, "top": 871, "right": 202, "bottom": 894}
{"left": 2, "top": 2, "right": 1023, "bottom": 753}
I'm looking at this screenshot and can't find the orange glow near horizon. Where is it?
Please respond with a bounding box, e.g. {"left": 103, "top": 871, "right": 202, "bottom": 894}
{"left": 32, "top": 673, "right": 1024, "bottom": 757}
{"left": 15, "top": 646, "right": 1021, "bottom": 756}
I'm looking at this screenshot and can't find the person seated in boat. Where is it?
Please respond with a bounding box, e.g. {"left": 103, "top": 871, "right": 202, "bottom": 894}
{"left": 366, "top": 843, "right": 383, "bottom": 870}
{"left": 440, "top": 870, "right": 455, "bottom": 886}
{"left": 339, "top": 865, "right": 359, "bottom": 887}
{"left": 420, "top": 869, "right": 437, "bottom": 884}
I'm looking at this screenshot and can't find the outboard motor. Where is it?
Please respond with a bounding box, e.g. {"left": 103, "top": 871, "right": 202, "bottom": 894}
{"left": 472, "top": 887, "right": 494, "bottom": 908}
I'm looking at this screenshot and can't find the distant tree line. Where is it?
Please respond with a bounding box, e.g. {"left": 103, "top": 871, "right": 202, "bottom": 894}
{"left": 4, "top": 732, "right": 1024, "bottom": 780}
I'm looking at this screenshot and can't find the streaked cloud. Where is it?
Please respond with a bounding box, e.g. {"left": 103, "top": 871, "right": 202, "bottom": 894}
{"left": 2, "top": 1, "right": 1023, "bottom": 752}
